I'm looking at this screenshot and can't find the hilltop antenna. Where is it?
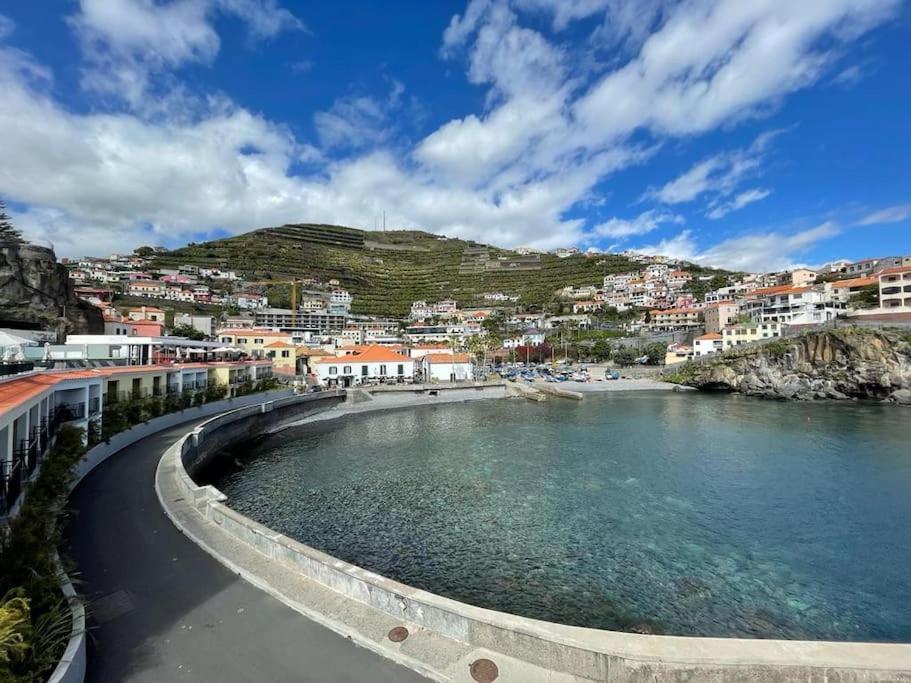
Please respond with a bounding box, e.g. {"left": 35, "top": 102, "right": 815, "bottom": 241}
{"left": 383, "top": 211, "right": 386, "bottom": 231}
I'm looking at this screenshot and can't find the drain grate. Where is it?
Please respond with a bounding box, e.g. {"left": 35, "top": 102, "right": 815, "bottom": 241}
{"left": 469, "top": 658, "right": 499, "bottom": 682}
{"left": 387, "top": 626, "right": 409, "bottom": 642}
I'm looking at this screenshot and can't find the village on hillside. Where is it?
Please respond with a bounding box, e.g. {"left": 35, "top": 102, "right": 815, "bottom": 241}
{"left": 0, "top": 243, "right": 903, "bottom": 388}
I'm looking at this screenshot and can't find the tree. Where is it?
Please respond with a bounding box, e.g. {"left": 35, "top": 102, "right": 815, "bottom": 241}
{"left": 170, "top": 323, "right": 206, "bottom": 340}
{"left": 612, "top": 346, "right": 638, "bottom": 366}
{"left": 643, "top": 342, "right": 667, "bottom": 365}
{"left": 0, "top": 200, "right": 23, "bottom": 243}
{"left": 133, "top": 245, "right": 155, "bottom": 258}
{"left": 592, "top": 339, "right": 613, "bottom": 361}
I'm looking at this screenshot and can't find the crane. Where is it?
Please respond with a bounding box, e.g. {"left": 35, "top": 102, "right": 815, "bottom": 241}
{"left": 245, "top": 279, "right": 300, "bottom": 326}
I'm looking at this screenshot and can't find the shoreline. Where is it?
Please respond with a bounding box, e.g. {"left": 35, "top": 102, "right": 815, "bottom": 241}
{"left": 270, "top": 379, "right": 678, "bottom": 434}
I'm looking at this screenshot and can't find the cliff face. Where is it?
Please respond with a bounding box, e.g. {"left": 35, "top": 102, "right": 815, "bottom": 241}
{"left": 0, "top": 241, "right": 103, "bottom": 340}
{"left": 674, "top": 329, "right": 911, "bottom": 402}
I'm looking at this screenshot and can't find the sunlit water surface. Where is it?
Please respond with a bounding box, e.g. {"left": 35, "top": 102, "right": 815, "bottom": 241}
{"left": 209, "top": 393, "right": 911, "bottom": 641}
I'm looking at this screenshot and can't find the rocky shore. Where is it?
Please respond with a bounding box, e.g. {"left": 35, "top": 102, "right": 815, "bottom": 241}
{"left": 666, "top": 328, "right": 911, "bottom": 403}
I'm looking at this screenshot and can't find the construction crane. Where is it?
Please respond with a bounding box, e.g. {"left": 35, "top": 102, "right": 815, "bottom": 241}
{"left": 245, "top": 279, "right": 300, "bottom": 326}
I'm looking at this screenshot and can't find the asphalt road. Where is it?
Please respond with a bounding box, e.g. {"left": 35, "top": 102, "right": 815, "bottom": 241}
{"left": 65, "top": 420, "right": 428, "bottom": 683}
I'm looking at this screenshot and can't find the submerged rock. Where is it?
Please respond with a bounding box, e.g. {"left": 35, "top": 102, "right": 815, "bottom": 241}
{"left": 885, "top": 389, "right": 911, "bottom": 406}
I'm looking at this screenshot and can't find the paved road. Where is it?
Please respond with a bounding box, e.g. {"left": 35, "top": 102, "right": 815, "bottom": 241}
{"left": 65, "top": 421, "right": 428, "bottom": 683}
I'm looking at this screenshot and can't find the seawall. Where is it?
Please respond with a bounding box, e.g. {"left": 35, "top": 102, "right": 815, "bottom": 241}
{"left": 159, "top": 390, "right": 911, "bottom": 682}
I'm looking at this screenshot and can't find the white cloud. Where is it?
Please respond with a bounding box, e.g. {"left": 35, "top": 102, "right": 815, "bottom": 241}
{"left": 857, "top": 203, "right": 911, "bottom": 225}
{"left": 633, "top": 222, "right": 840, "bottom": 271}
{"left": 0, "top": 0, "right": 901, "bottom": 262}
{"left": 0, "top": 13, "right": 15, "bottom": 41}
{"left": 314, "top": 80, "right": 406, "bottom": 151}
{"left": 573, "top": 0, "right": 900, "bottom": 142}
{"left": 68, "top": 0, "right": 302, "bottom": 109}
{"left": 645, "top": 130, "right": 782, "bottom": 205}
{"left": 706, "top": 188, "right": 771, "bottom": 220}
{"left": 592, "top": 209, "right": 682, "bottom": 239}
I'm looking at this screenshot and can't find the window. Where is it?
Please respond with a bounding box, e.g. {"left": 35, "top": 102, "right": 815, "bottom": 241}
{"left": 238, "top": 338, "right": 248, "bottom": 344}
{"left": 329, "top": 367, "right": 338, "bottom": 375}
{"left": 281, "top": 350, "right": 290, "bottom": 358}
{"left": 361, "top": 366, "right": 368, "bottom": 376}
{"left": 254, "top": 338, "right": 263, "bottom": 344}
{"left": 379, "top": 364, "right": 387, "bottom": 375}
{"left": 397, "top": 364, "right": 404, "bottom": 375}
{"left": 343, "top": 366, "right": 352, "bottom": 375}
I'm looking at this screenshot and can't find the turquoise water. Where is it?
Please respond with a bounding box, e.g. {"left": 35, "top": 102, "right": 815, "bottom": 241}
{"left": 210, "top": 393, "right": 911, "bottom": 641}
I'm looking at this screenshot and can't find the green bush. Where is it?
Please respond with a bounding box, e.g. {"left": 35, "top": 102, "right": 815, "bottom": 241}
{"left": 0, "top": 426, "right": 85, "bottom": 681}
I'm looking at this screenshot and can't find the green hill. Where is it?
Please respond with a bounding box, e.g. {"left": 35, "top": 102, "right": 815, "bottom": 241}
{"left": 152, "top": 223, "right": 720, "bottom": 317}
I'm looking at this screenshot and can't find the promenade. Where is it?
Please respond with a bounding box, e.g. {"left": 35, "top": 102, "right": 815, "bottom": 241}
{"left": 65, "top": 420, "right": 428, "bottom": 682}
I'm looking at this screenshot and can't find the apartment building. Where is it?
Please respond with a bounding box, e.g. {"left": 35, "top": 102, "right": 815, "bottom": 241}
{"left": 879, "top": 266, "right": 911, "bottom": 309}
{"left": 703, "top": 302, "right": 739, "bottom": 333}
{"left": 649, "top": 307, "right": 702, "bottom": 331}
{"left": 722, "top": 322, "right": 783, "bottom": 349}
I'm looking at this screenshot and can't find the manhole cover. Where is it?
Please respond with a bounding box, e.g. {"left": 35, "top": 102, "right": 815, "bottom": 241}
{"left": 469, "top": 658, "right": 499, "bottom": 682}
{"left": 387, "top": 626, "right": 409, "bottom": 642}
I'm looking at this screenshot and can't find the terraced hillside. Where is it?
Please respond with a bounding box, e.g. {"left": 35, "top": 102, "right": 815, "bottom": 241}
{"left": 152, "top": 224, "right": 708, "bottom": 317}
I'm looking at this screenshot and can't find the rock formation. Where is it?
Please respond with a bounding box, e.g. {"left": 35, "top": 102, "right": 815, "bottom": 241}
{"left": 670, "top": 329, "right": 911, "bottom": 402}
{"left": 0, "top": 240, "right": 103, "bottom": 340}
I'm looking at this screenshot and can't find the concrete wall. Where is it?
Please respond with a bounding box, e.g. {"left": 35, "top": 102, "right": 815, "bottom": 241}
{"left": 166, "top": 395, "right": 911, "bottom": 682}
{"left": 49, "top": 387, "right": 295, "bottom": 683}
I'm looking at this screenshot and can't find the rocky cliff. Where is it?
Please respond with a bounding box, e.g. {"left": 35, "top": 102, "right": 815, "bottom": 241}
{"left": 670, "top": 329, "right": 911, "bottom": 403}
{"left": 0, "top": 241, "right": 103, "bottom": 340}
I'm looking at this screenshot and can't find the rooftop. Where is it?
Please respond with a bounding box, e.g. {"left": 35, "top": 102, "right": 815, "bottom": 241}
{"left": 314, "top": 344, "right": 412, "bottom": 364}
{"left": 425, "top": 353, "right": 472, "bottom": 364}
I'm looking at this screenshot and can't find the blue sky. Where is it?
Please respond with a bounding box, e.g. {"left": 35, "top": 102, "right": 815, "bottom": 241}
{"left": 0, "top": 1, "right": 909, "bottom": 271}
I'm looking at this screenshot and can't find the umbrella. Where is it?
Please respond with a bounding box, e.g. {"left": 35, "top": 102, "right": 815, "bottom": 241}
{"left": 0, "top": 331, "right": 38, "bottom": 347}
{"left": 214, "top": 346, "right": 234, "bottom": 353}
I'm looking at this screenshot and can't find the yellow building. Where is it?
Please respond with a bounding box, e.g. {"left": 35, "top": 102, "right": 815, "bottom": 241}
{"left": 664, "top": 343, "right": 692, "bottom": 366}
{"left": 216, "top": 328, "right": 294, "bottom": 358}
{"left": 722, "top": 322, "right": 783, "bottom": 349}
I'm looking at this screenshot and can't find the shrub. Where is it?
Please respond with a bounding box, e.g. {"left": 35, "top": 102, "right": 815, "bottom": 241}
{"left": 0, "top": 426, "right": 85, "bottom": 681}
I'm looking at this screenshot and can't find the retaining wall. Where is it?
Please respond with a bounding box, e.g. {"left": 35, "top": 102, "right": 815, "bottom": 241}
{"left": 49, "top": 388, "right": 295, "bottom": 683}
{"left": 165, "top": 393, "right": 911, "bottom": 682}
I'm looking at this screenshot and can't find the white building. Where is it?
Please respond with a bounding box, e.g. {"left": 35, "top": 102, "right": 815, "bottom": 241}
{"left": 312, "top": 344, "right": 414, "bottom": 387}
{"left": 753, "top": 287, "right": 843, "bottom": 326}
{"left": 422, "top": 353, "right": 474, "bottom": 382}
{"left": 234, "top": 293, "right": 269, "bottom": 310}
{"left": 879, "top": 265, "right": 911, "bottom": 309}
{"left": 693, "top": 333, "right": 723, "bottom": 357}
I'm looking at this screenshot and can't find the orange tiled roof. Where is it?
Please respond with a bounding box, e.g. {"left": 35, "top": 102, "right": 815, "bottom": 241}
{"left": 314, "top": 344, "right": 411, "bottom": 364}
{"left": 217, "top": 328, "right": 287, "bottom": 336}
{"left": 696, "top": 333, "right": 722, "bottom": 340}
{"left": 265, "top": 341, "right": 295, "bottom": 348}
{"left": 880, "top": 265, "right": 911, "bottom": 276}
{"left": 425, "top": 353, "right": 472, "bottom": 364}
{"left": 651, "top": 307, "right": 700, "bottom": 316}
{"left": 0, "top": 371, "right": 100, "bottom": 415}
{"left": 832, "top": 277, "right": 877, "bottom": 289}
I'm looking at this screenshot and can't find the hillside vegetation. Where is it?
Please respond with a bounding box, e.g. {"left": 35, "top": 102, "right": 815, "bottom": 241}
{"left": 152, "top": 223, "right": 721, "bottom": 317}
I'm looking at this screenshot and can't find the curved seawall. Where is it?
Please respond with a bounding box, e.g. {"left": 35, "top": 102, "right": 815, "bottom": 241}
{"left": 158, "top": 389, "right": 911, "bottom": 682}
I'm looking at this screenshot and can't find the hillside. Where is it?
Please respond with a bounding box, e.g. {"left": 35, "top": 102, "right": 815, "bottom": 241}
{"left": 668, "top": 328, "right": 911, "bottom": 402}
{"left": 153, "top": 223, "right": 714, "bottom": 317}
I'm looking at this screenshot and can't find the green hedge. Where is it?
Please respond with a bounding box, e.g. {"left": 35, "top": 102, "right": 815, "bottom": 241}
{"left": 0, "top": 426, "right": 85, "bottom": 682}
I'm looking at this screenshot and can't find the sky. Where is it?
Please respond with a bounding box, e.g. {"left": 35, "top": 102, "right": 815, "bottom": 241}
{"left": 0, "top": 1, "right": 909, "bottom": 272}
